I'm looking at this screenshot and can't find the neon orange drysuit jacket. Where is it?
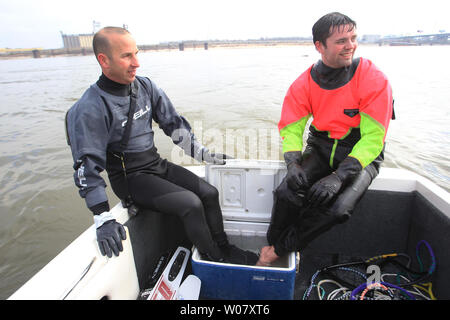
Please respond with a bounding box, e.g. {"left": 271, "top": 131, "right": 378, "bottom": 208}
{"left": 279, "top": 57, "right": 393, "bottom": 169}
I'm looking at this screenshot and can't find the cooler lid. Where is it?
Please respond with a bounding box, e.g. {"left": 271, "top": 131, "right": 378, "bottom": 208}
{"left": 205, "top": 160, "right": 286, "bottom": 223}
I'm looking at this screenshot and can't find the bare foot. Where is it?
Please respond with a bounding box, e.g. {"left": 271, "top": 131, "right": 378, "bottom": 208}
{"left": 256, "top": 245, "right": 279, "bottom": 266}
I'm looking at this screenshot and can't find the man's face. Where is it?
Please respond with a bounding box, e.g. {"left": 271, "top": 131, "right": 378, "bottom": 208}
{"left": 315, "top": 24, "right": 358, "bottom": 68}
{"left": 102, "top": 33, "right": 140, "bottom": 84}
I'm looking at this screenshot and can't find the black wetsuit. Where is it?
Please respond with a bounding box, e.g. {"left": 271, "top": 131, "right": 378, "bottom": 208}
{"left": 66, "top": 74, "right": 227, "bottom": 260}
{"left": 107, "top": 147, "right": 227, "bottom": 259}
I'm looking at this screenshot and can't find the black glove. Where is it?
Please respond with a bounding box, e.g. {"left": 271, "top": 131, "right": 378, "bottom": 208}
{"left": 96, "top": 219, "right": 127, "bottom": 258}
{"left": 307, "top": 172, "right": 342, "bottom": 207}
{"left": 335, "top": 156, "right": 362, "bottom": 182}
{"left": 202, "top": 150, "right": 232, "bottom": 165}
{"left": 284, "top": 151, "right": 308, "bottom": 192}
{"left": 307, "top": 157, "right": 362, "bottom": 207}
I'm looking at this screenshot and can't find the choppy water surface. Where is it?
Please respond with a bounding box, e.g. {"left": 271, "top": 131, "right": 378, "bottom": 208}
{"left": 0, "top": 45, "right": 449, "bottom": 298}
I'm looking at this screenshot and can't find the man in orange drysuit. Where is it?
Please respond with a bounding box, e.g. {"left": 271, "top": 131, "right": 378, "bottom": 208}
{"left": 257, "top": 12, "right": 394, "bottom": 266}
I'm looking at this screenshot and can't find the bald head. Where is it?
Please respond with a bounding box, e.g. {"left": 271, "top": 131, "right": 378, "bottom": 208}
{"left": 92, "top": 27, "right": 140, "bottom": 84}
{"left": 93, "top": 27, "right": 130, "bottom": 60}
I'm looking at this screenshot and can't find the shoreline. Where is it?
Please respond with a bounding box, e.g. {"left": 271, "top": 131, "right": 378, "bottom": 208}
{"left": 0, "top": 41, "right": 382, "bottom": 60}
{"left": 1, "top": 40, "right": 442, "bottom": 61}
{"left": 0, "top": 41, "right": 313, "bottom": 60}
{"left": 2, "top": 35, "right": 449, "bottom": 60}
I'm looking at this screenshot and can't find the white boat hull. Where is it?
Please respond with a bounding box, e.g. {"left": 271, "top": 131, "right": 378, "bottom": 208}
{"left": 8, "top": 161, "right": 450, "bottom": 300}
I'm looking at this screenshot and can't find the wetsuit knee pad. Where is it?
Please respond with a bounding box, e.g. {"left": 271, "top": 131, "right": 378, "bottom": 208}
{"left": 200, "top": 183, "right": 219, "bottom": 200}
{"left": 172, "top": 191, "right": 204, "bottom": 219}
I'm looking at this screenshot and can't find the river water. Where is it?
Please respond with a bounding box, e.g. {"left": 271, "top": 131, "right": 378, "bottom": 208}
{"left": 0, "top": 44, "right": 449, "bottom": 298}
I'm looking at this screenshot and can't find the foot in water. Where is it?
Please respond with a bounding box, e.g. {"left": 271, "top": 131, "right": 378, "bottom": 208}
{"left": 256, "top": 245, "right": 279, "bottom": 267}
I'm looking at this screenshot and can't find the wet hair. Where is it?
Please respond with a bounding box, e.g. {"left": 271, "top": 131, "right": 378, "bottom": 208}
{"left": 93, "top": 26, "right": 130, "bottom": 59}
{"left": 312, "top": 12, "right": 356, "bottom": 47}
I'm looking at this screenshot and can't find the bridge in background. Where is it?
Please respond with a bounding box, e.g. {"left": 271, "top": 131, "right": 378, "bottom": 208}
{"left": 378, "top": 33, "right": 450, "bottom": 45}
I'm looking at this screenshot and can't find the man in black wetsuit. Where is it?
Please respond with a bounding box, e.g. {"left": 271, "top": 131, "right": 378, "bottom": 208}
{"left": 66, "top": 26, "right": 257, "bottom": 265}
{"left": 257, "top": 13, "right": 394, "bottom": 266}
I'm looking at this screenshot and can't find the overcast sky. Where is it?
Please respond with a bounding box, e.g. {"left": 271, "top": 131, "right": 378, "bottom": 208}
{"left": 1, "top": 0, "right": 449, "bottom": 49}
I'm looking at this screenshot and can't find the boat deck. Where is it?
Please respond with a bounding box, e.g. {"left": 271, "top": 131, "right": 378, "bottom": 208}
{"left": 9, "top": 167, "right": 449, "bottom": 300}
{"left": 132, "top": 187, "right": 447, "bottom": 300}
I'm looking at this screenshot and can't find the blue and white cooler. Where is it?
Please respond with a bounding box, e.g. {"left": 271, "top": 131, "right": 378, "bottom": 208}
{"left": 191, "top": 160, "right": 298, "bottom": 300}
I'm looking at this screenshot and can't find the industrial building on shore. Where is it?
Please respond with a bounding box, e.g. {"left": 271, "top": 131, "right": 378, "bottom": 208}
{"left": 61, "top": 32, "right": 94, "bottom": 50}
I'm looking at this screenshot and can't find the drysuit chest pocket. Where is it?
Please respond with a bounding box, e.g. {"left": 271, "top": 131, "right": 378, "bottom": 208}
{"left": 343, "top": 108, "right": 359, "bottom": 118}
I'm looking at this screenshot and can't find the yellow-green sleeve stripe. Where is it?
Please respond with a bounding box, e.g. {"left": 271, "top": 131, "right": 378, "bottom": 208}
{"left": 280, "top": 115, "right": 311, "bottom": 153}
{"left": 349, "top": 112, "right": 386, "bottom": 168}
